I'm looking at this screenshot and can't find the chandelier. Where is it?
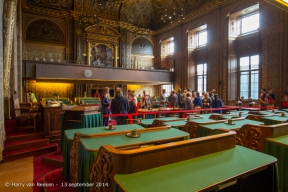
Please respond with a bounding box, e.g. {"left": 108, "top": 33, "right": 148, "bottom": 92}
{"left": 79, "top": 13, "right": 101, "bottom": 26}
{"left": 160, "top": 1, "right": 185, "bottom": 23}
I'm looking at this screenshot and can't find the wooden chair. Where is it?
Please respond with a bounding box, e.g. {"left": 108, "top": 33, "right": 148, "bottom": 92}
{"left": 126, "top": 118, "right": 142, "bottom": 125}
{"left": 11, "top": 93, "right": 38, "bottom": 131}
{"left": 148, "top": 120, "right": 167, "bottom": 128}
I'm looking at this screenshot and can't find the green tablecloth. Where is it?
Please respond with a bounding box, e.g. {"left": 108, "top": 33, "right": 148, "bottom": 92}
{"left": 60, "top": 113, "right": 102, "bottom": 150}
{"left": 265, "top": 135, "right": 288, "bottom": 192}
{"left": 140, "top": 117, "right": 181, "bottom": 128}
{"left": 198, "top": 119, "right": 264, "bottom": 137}
{"left": 114, "top": 145, "right": 277, "bottom": 192}
{"left": 77, "top": 128, "right": 189, "bottom": 192}
{"left": 63, "top": 124, "right": 145, "bottom": 181}
{"left": 260, "top": 116, "right": 288, "bottom": 125}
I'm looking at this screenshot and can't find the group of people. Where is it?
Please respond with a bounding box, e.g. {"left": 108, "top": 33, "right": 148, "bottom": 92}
{"left": 100, "top": 87, "right": 226, "bottom": 126}
{"left": 160, "top": 88, "right": 223, "bottom": 113}
{"left": 101, "top": 87, "right": 138, "bottom": 126}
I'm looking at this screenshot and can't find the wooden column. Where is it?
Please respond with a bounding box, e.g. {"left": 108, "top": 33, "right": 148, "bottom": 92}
{"left": 114, "top": 44, "right": 118, "bottom": 68}
{"left": 86, "top": 40, "right": 91, "bottom": 65}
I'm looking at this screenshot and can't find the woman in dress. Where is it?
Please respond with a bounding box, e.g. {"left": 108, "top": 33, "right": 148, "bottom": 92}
{"left": 101, "top": 87, "right": 110, "bottom": 126}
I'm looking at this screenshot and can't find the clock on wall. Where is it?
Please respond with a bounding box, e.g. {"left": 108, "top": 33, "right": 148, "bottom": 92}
{"left": 84, "top": 69, "right": 93, "bottom": 78}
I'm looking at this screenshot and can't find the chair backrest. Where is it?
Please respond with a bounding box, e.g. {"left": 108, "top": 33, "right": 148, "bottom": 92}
{"left": 11, "top": 93, "right": 21, "bottom": 117}
{"left": 26, "top": 93, "right": 30, "bottom": 102}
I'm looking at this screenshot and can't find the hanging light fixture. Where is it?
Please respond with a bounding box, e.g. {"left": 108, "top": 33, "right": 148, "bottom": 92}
{"left": 160, "top": 0, "right": 185, "bottom": 23}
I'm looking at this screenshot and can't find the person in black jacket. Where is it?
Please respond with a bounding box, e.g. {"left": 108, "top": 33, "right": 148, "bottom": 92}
{"left": 111, "top": 88, "right": 130, "bottom": 125}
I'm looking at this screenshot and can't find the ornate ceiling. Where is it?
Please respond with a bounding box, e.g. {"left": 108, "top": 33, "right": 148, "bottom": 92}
{"left": 25, "top": 0, "right": 211, "bottom": 30}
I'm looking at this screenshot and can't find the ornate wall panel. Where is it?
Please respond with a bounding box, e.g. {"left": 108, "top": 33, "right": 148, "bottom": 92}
{"left": 0, "top": 0, "right": 4, "bottom": 162}
{"left": 23, "top": 13, "right": 66, "bottom": 38}
{"left": 267, "top": 33, "right": 280, "bottom": 93}
{"left": 24, "top": 42, "right": 65, "bottom": 61}
{"left": 74, "top": 0, "right": 83, "bottom": 11}
{"left": 26, "top": 19, "right": 64, "bottom": 44}
{"left": 27, "top": 0, "right": 72, "bottom": 10}
{"left": 131, "top": 38, "right": 153, "bottom": 55}
{"left": 208, "top": 49, "right": 218, "bottom": 91}
{"left": 261, "top": 37, "right": 268, "bottom": 90}
{"left": 222, "top": 19, "right": 229, "bottom": 102}
{"left": 67, "top": 20, "right": 74, "bottom": 62}
{"left": 26, "top": 80, "right": 74, "bottom": 101}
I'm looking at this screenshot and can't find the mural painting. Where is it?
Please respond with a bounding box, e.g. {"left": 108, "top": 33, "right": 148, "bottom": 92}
{"left": 91, "top": 44, "right": 113, "bottom": 67}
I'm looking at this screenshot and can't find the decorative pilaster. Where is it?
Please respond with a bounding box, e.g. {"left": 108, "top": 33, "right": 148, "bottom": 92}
{"left": 86, "top": 40, "right": 91, "bottom": 65}
{"left": 114, "top": 44, "right": 118, "bottom": 67}
{"left": 3, "top": 0, "right": 18, "bottom": 98}
{"left": 0, "top": 0, "right": 4, "bottom": 162}
{"left": 76, "top": 28, "right": 82, "bottom": 64}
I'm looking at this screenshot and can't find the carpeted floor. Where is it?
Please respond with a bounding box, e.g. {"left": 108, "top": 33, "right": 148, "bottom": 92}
{"left": 0, "top": 157, "right": 34, "bottom": 192}
{"left": 2, "top": 119, "right": 68, "bottom": 192}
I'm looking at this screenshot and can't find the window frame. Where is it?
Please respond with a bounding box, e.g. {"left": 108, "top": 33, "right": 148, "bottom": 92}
{"left": 238, "top": 55, "right": 260, "bottom": 99}
{"left": 196, "top": 63, "right": 207, "bottom": 93}
{"left": 197, "top": 30, "right": 207, "bottom": 48}
{"left": 239, "top": 11, "right": 259, "bottom": 35}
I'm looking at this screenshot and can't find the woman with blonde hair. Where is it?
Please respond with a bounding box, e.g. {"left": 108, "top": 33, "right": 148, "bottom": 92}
{"left": 184, "top": 92, "right": 193, "bottom": 110}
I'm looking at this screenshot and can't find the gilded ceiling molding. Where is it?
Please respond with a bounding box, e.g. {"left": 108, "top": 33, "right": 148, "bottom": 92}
{"left": 22, "top": 0, "right": 73, "bottom": 19}
{"left": 3, "top": 0, "right": 18, "bottom": 98}
{"left": 84, "top": 25, "right": 121, "bottom": 43}
{"left": 27, "top": 0, "right": 72, "bottom": 9}
{"left": 154, "top": 0, "right": 237, "bottom": 35}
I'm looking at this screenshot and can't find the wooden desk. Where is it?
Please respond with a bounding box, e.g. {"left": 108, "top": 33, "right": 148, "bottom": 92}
{"left": 43, "top": 105, "right": 64, "bottom": 139}
{"left": 140, "top": 117, "right": 180, "bottom": 128}
{"left": 260, "top": 115, "right": 288, "bottom": 125}
{"left": 198, "top": 119, "right": 264, "bottom": 137}
{"left": 62, "top": 124, "right": 145, "bottom": 180}
{"left": 265, "top": 135, "right": 288, "bottom": 192}
{"left": 70, "top": 127, "right": 189, "bottom": 192}
{"left": 114, "top": 145, "right": 277, "bottom": 192}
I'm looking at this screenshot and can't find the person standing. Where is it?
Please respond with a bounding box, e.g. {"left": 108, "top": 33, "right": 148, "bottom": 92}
{"left": 160, "top": 89, "right": 168, "bottom": 107}
{"left": 211, "top": 94, "right": 223, "bottom": 113}
{"left": 267, "top": 89, "right": 275, "bottom": 105}
{"left": 169, "top": 90, "right": 178, "bottom": 108}
{"left": 193, "top": 92, "right": 202, "bottom": 109}
{"left": 111, "top": 88, "right": 130, "bottom": 125}
{"left": 184, "top": 92, "right": 193, "bottom": 110}
{"left": 141, "top": 90, "right": 151, "bottom": 109}
{"left": 177, "top": 89, "right": 184, "bottom": 108}
{"left": 128, "top": 91, "right": 137, "bottom": 119}
{"left": 202, "top": 93, "right": 212, "bottom": 113}
{"left": 101, "top": 87, "right": 110, "bottom": 126}
{"left": 259, "top": 92, "right": 268, "bottom": 110}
